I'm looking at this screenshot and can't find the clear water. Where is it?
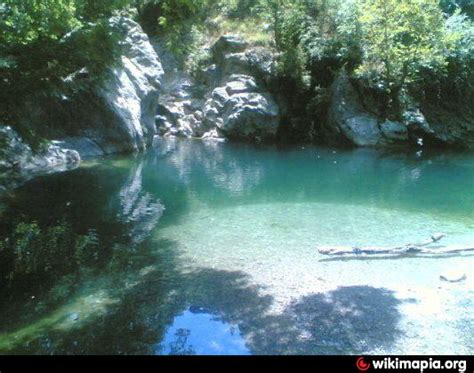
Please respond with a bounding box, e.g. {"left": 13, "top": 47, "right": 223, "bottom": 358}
{"left": 0, "top": 139, "right": 473, "bottom": 355}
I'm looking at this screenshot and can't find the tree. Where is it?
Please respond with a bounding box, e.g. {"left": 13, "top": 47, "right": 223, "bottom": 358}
{"left": 356, "top": 0, "right": 457, "bottom": 109}
{"left": 0, "top": 0, "right": 80, "bottom": 46}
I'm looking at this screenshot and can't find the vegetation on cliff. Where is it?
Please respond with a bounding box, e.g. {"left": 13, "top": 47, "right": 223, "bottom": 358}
{"left": 0, "top": 0, "right": 473, "bottom": 145}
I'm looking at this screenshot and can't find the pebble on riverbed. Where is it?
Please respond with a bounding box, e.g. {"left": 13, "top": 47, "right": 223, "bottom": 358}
{"left": 68, "top": 312, "right": 80, "bottom": 322}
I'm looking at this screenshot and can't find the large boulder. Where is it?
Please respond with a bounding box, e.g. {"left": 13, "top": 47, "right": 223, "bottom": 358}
{"left": 96, "top": 17, "right": 164, "bottom": 152}
{"left": 18, "top": 17, "right": 164, "bottom": 157}
{"left": 203, "top": 75, "right": 279, "bottom": 141}
{"left": 406, "top": 106, "right": 474, "bottom": 149}
{"left": 325, "top": 73, "right": 408, "bottom": 147}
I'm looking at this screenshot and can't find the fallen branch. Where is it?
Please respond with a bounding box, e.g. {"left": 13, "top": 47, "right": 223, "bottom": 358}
{"left": 317, "top": 234, "right": 474, "bottom": 256}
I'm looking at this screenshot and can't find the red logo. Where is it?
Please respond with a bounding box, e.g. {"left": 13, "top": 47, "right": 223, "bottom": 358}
{"left": 356, "top": 357, "right": 371, "bottom": 371}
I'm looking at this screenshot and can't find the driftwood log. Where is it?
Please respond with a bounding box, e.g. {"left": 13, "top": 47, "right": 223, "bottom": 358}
{"left": 317, "top": 234, "right": 474, "bottom": 256}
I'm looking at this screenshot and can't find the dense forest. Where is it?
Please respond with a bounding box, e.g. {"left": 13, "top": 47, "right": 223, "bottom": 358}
{"left": 0, "top": 0, "right": 473, "bottom": 145}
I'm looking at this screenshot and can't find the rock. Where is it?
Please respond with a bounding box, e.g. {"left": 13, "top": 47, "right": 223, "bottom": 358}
{"left": 342, "top": 116, "right": 382, "bottom": 147}
{"left": 222, "top": 48, "right": 276, "bottom": 79}
{"left": 211, "top": 35, "right": 249, "bottom": 63}
{"left": 16, "top": 17, "right": 164, "bottom": 155}
{"left": 54, "top": 137, "right": 104, "bottom": 159}
{"left": 326, "top": 73, "right": 382, "bottom": 146}
{"left": 0, "top": 126, "right": 80, "bottom": 191}
{"left": 380, "top": 120, "right": 409, "bottom": 142}
{"left": 440, "top": 270, "right": 467, "bottom": 283}
{"left": 194, "top": 64, "right": 220, "bottom": 87}
{"left": 155, "top": 35, "right": 279, "bottom": 142}
{"left": 225, "top": 75, "right": 258, "bottom": 95}
{"left": 202, "top": 128, "right": 226, "bottom": 141}
{"left": 326, "top": 73, "right": 410, "bottom": 147}
{"left": 68, "top": 312, "right": 80, "bottom": 322}
{"left": 93, "top": 17, "right": 164, "bottom": 152}
{"left": 203, "top": 75, "right": 279, "bottom": 141}
{"left": 0, "top": 125, "right": 34, "bottom": 171}
{"left": 405, "top": 107, "right": 474, "bottom": 149}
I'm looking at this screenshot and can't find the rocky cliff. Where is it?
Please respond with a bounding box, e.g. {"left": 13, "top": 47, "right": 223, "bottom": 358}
{"left": 0, "top": 17, "right": 164, "bottom": 191}
{"left": 155, "top": 35, "right": 280, "bottom": 142}
{"left": 323, "top": 72, "right": 474, "bottom": 149}
{"left": 17, "top": 17, "right": 164, "bottom": 159}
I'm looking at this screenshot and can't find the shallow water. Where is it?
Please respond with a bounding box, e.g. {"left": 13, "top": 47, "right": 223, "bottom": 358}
{"left": 0, "top": 139, "right": 473, "bottom": 355}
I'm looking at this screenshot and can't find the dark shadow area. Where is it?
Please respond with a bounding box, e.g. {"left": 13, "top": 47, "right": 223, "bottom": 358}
{"left": 282, "top": 286, "right": 402, "bottom": 355}
{"left": 2, "top": 244, "right": 404, "bottom": 356}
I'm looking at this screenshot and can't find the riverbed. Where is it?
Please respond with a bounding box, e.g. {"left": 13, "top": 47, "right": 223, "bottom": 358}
{"left": 0, "top": 139, "right": 472, "bottom": 354}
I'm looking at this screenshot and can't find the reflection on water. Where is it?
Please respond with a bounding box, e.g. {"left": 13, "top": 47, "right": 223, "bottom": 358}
{"left": 0, "top": 139, "right": 473, "bottom": 355}
{"left": 157, "top": 307, "right": 250, "bottom": 355}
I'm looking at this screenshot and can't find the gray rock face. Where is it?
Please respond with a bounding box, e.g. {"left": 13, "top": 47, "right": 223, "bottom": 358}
{"left": 17, "top": 17, "right": 164, "bottom": 157}
{"left": 380, "top": 120, "right": 409, "bottom": 142}
{"left": 155, "top": 34, "right": 279, "bottom": 142}
{"left": 0, "top": 126, "right": 80, "bottom": 191}
{"left": 55, "top": 137, "right": 105, "bottom": 159}
{"left": 222, "top": 47, "right": 276, "bottom": 79}
{"left": 203, "top": 75, "right": 279, "bottom": 141}
{"left": 405, "top": 108, "right": 474, "bottom": 149}
{"left": 325, "top": 73, "right": 409, "bottom": 147}
{"left": 93, "top": 17, "right": 164, "bottom": 153}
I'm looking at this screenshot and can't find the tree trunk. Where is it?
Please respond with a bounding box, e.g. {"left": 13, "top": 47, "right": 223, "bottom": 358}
{"left": 317, "top": 235, "right": 474, "bottom": 257}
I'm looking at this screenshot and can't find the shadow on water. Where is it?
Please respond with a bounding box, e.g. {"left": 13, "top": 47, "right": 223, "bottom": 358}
{"left": 7, "top": 254, "right": 403, "bottom": 355}
{"left": 0, "top": 156, "right": 190, "bottom": 340}
{"left": 0, "top": 139, "right": 471, "bottom": 354}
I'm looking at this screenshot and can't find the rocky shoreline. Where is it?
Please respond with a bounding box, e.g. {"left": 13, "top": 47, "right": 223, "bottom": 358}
{"left": 1, "top": 17, "right": 473, "bottom": 192}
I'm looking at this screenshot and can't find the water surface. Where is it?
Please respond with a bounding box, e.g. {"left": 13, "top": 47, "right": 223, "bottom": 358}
{"left": 0, "top": 139, "right": 473, "bottom": 354}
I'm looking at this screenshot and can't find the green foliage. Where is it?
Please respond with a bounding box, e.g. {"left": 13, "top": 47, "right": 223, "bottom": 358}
{"left": 219, "top": 0, "right": 262, "bottom": 19}
{"left": 261, "top": 0, "right": 309, "bottom": 82}
{"left": 136, "top": 0, "right": 212, "bottom": 63}
{"left": 0, "top": 221, "right": 99, "bottom": 288}
{"left": 356, "top": 0, "right": 457, "bottom": 108}
{"left": 416, "top": 10, "right": 474, "bottom": 106}
{"left": 0, "top": 0, "right": 80, "bottom": 46}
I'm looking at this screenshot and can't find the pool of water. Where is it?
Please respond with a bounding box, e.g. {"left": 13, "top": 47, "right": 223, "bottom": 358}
{"left": 0, "top": 139, "right": 473, "bottom": 355}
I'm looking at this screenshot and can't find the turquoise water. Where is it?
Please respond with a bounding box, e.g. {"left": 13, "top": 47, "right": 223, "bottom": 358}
{"left": 0, "top": 139, "right": 473, "bottom": 354}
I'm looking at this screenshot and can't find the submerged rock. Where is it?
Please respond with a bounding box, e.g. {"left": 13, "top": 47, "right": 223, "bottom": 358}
{"left": 68, "top": 312, "right": 80, "bottom": 322}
